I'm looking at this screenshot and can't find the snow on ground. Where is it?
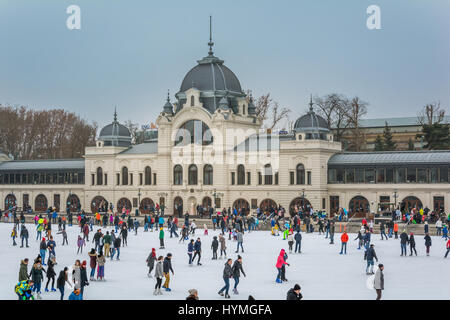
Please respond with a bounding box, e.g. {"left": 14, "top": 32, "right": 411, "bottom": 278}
{"left": 1, "top": 223, "right": 448, "bottom": 300}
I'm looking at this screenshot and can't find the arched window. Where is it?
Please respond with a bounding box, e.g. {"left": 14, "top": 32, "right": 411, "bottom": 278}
{"left": 296, "top": 163, "right": 305, "bottom": 185}
{"left": 203, "top": 164, "right": 213, "bottom": 185}
{"left": 96, "top": 167, "right": 103, "bottom": 185}
{"left": 174, "top": 120, "right": 213, "bottom": 146}
{"left": 264, "top": 164, "right": 273, "bottom": 185}
{"left": 144, "top": 166, "right": 152, "bottom": 185}
{"left": 122, "top": 167, "right": 128, "bottom": 185}
{"left": 190, "top": 95, "right": 195, "bottom": 106}
{"left": 237, "top": 164, "right": 245, "bottom": 185}
{"left": 174, "top": 165, "right": 183, "bottom": 185}
{"left": 188, "top": 164, "right": 198, "bottom": 185}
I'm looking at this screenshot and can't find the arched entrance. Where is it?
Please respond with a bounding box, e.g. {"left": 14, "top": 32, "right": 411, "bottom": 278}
{"left": 349, "top": 196, "right": 370, "bottom": 218}
{"left": 401, "top": 196, "right": 423, "bottom": 212}
{"left": 35, "top": 194, "right": 48, "bottom": 212}
{"left": 117, "top": 198, "right": 132, "bottom": 213}
{"left": 202, "top": 196, "right": 212, "bottom": 208}
{"left": 5, "top": 194, "right": 16, "bottom": 210}
{"left": 187, "top": 196, "right": 197, "bottom": 215}
{"left": 233, "top": 199, "right": 250, "bottom": 216}
{"left": 66, "top": 194, "right": 80, "bottom": 212}
{"left": 140, "top": 198, "right": 155, "bottom": 214}
{"left": 91, "top": 196, "right": 108, "bottom": 213}
{"left": 289, "top": 197, "right": 311, "bottom": 215}
{"left": 174, "top": 196, "right": 183, "bottom": 218}
{"left": 259, "top": 199, "right": 277, "bottom": 214}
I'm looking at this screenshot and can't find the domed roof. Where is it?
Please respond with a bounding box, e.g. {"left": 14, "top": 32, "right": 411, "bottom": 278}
{"left": 98, "top": 110, "right": 132, "bottom": 147}
{"left": 294, "top": 97, "right": 330, "bottom": 133}
{"left": 180, "top": 57, "right": 243, "bottom": 93}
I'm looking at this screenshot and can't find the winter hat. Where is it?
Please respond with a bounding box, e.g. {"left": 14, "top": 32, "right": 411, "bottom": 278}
{"left": 237, "top": 255, "right": 242, "bottom": 260}
{"left": 42, "top": 237, "right": 46, "bottom": 241}
{"left": 188, "top": 289, "right": 198, "bottom": 295}
{"left": 293, "top": 284, "right": 301, "bottom": 291}
{"left": 167, "top": 253, "right": 172, "bottom": 257}
{"left": 82, "top": 260, "right": 87, "bottom": 267}
{"left": 378, "top": 264, "right": 384, "bottom": 268}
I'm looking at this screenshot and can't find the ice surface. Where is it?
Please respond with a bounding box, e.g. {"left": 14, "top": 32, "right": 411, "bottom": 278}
{"left": 1, "top": 223, "right": 448, "bottom": 300}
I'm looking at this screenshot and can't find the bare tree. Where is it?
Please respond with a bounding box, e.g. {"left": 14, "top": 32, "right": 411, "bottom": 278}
{"left": 246, "top": 92, "right": 291, "bottom": 130}
{"left": 314, "top": 93, "right": 352, "bottom": 141}
{"left": 124, "top": 120, "right": 139, "bottom": 144}
{"left": 417, "top": 102, "right": 445, "bottom": 125}
{"left": 345, "top": 97, "right": 368, "bottom": 151}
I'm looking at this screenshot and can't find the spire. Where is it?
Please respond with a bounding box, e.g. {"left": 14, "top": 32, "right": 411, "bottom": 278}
{"left": 167, "top": 89, "right": 170, "bottom": 102}
{"left": 113, "top": 106, "right": 118, "bottom": 122}
{"left": 309, "top": 95, "right": 314, "bottom": 112}
{"left": 208, "top": 15, "right": 214, "bottom": 56}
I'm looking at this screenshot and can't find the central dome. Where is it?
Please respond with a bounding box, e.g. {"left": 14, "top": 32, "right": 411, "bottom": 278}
{"left": 180, "top": 57, "right": 243, "bottom": 93}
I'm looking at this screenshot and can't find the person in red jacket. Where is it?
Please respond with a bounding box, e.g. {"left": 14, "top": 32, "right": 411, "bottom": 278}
{"left": 444, "top": 239, "right": 450, "bottom": 258}
{"left": 275, "top": 249, "right": 289, "bottom": 283}
{"left": 340, "top": 231, "right": 349, "bottom": 255}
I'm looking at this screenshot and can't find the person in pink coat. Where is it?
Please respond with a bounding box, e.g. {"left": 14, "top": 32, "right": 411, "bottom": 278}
{"left": 276, "top": 249, "right": 289, "bottom": 283}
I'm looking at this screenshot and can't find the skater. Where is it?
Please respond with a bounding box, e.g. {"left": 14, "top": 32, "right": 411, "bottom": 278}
{"left": 103, "top": 231, "right": 111, "bottom": 258}
{"left": 80, "top": 261, "right": 89, "bottom": 299}
{"left": 232, "top": 255, "right": 246, "bottom": 295}
{"left": 355, "top": 229, "right": 364, "bottom": 250}
{"left": 179, "top": 226, "right": 188, "bottom": 243}
{"left": 190, "top": 220, "right": 197, "bottom": 235}
{"left": 188, "top": 239, "right": 194, "bottom": 265}
{"left": 424, "top": 233, "right": 432, "bottom": 256}
{"left": 146, "top": 248, "right": 157, "bottom": 277}
{"left": 88, "top": 249, "right": 97, "bottom": 281}
{"left": 47, "top": 236, "right": 56, "bottom": 257}
{"left": 162, "top": 253, "right": 174, "bottom": 291}
{"left": 218, "top": 259, "right": 233, "bottom": 298}
{"left": 18, "top": 259, "right": 29, "bottom": 282}
{"left": 44, "top": 256, "right": 57, "bottom": 292}
{"left": 444, "top": 238, "right": 450, "bottom": 258}
{"left": 15, "top": 280, "right": 34, "bottom": 300}
{"left": 393, "top": 222, "right": 399, "bottom": 239}
{"left": 57, "top": 229, "right": 68, "bottom": 246}
{"left": 365, "top": 244, "right": 378, "bottom": 275}
{"left": 400, "top": 230, "right": 408, "bottom": 256}
{"left": 211, "top": 236, "right": 219, "bottom": 260}
{"left": 235, "top": 230, "right": 244, "bottom": 253}
{"left": 219, "top": 234, "right": 227, "bottom": 258}
{"left": 159, "top": 227, "right": 165, "bottom": 249}
{"left": 20, "top": 225, "right": 29, "bottom": 248}
{"left": 409, "top": 233, "right": 417, "bottom": 256}
{"left": 294, "top": 230, "right": 302, "bottom": 253}
{"left": 77, "top": 236, "right": 85, "bottom": 254}
{"left": 30, "top": 259, "right": 46, "bottom": 299}
{"left": 275, "top": 249, "right": 289, "bottom": 283}
{"left": 380, "top": 222, "right": 388, "bottom": 240}
{"left": 204, "top": 223, "right": 208, "bottom": 236}
{"left": 111, "top": 236, "right": 121, "bottom": 260}
{"left": 329, "top": 222, "right": 335, "bottom": 244}
{"left": 11, "top": 227, "right": 17, "bottom": 246}
{"left": 287, "top": 231, "right": 294, "bottom": 253}
{"left": 193, "top": 238, "right": 202, "bottom": 265}
{"left": 374, "top": 264, "right": 384, "bottom": 300}
{"left": 286, "top": 284, "right": 303, "bottom": 300}
{"left": 154, "top": 256, "right": 164, "bottom": 295}
{"left": 97, "top": 253, "right": 106, "bottom": 280}
{"left": 120, "top": 225, "right": 128, "bottom": 246}
{"left": 72, "top": 260, "right": 82, "bottom": 289}
{"left": 340, "top": 231, "right": 349, "bottom": 254}
{"left": 39, "top": 238, "right": 47, "bottom": 265}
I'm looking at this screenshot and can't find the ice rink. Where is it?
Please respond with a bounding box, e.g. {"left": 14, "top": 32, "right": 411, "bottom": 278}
{"left": 1, "top": 222, "right": 448, "bottom": 300}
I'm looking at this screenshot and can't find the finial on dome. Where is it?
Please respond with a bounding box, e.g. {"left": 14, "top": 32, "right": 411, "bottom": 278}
{"left": 208, "top": 15, "right": 214, "bottom": 56}
{"left": 114, "top": 106, "right": 118, "bottom": 122}
{"left": 167, "top": 89, "right": 170, "bottom": 102}
{"left": 309, "top": 94, "right": 314, "bottom": 112}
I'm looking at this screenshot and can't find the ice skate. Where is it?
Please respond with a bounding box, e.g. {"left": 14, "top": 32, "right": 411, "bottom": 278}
{"left": 153, "top": 289, "right": 158, "bottom": 295}
{"left": 158, "top": 288, "right": 163, "bottom": 295}
{"left": 51, "top": 288, "right": 56, "bottom": 292}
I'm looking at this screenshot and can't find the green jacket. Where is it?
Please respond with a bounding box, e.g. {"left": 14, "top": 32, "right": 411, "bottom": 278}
{"left": 159, "top": 229, "right": 164, "bottom": 239}
{"left": 103, "top": 234, "right": 112, "bottom": 244}
{"left": 18, "top": 261, "right": 29, "bottom": 282}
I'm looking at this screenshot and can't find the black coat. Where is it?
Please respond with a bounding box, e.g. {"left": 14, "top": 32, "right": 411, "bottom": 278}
{"left": 232, "top": 260, "right": 246, "bottom": 278}
{"left": 80, "top": 267, "right": 89, "bottom": 287}
{"left": 400, "top": 232, "right": 409, "bottom": 244}
{"left": 286, "top": 288, "right": 302, "bottom": 300}
{"left": 46, "top": 260, "right": 56, "bottom": 278}
{"left": 163, "top": 257, "right": 174, "bottom": 274}
{"left": 223, "top": 263, "right": 233, "bottom": 278}
{"left": 424, "top": 235, "right": 432, "bottom": 246}
{"left": 211, "top": 238, "right": 219, "bottom": 250}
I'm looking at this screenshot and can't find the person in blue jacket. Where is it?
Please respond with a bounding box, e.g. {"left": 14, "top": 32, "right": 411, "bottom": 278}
{"left": 187, "top": 239, "right": 194, "bottom": 265}
{"left": 68, "top": 288, "right": 82, "bottom": 300}
{"left": 193, "top": 238, "right": 202, "bottom": 266}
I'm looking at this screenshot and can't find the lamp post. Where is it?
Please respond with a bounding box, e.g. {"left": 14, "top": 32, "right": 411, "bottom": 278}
{"left": 137, "top": 188, "right": 141, "bottom": 217}
{"left": 301, "top": 188, "right": 305, "bottom": 212}
{"left": 393, "top": 189, "right": 398, "bottom": 209}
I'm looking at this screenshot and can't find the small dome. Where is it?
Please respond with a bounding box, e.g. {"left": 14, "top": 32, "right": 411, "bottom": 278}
{"left": 99, "top": 111, "right": 132, "bottom": 147}
{"left": 293, "top": 97, "right": 330, "bottom": 140}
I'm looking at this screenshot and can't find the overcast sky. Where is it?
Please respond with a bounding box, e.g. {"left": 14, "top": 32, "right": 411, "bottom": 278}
{"left": 1, "top": 0, "right": 449, "bottom": 129}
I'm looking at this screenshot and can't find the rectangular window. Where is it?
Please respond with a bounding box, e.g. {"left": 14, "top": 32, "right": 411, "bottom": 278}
{"left": 247, "top": 172, "right": 251, "bottom": 185}
{"left": 440, "top": 168, "right": 449, "bottom": 183}
{"left": 275, "top": 172, "right": 279, "bottom": 185}
{"left": 430, "top": 168, "right": 438, "bottom": 183}
{"left": 54, "top": 194, "right": 60, "bottom": 210}
{"left": 386, "top": 168, "right": 394, "bottom": 183}
{"left": 434, "top": 196, "right": 444, "bottom": 212}
{"left": 133, "top": 198, "right": 138, "bottom": 208}
{"left": 330, "top": 196, "right": 339, "bottom": 215}
{"left": 290, "top": 171, "right": 295, "bottom": 185}
{"left": 307, "top": 171, "right": 311, "bottom": 185}
{"left": 23, "top": 194, "right": 29, "bottom": 208}
{"left": 130, "top": 173, "right": 133, "bottom": 185}
{"left": 91, "top": 174, "right": 95, "bottom": 186}
{"left": 251, "top": 199, "right": 258, "bottom": 209}
{"left": 336, "top": 168, "right": 344, "bottom": 183}
{"left": 258, "top": 172, "right": 262, "bottom": 185}
{"left": 406, "top": 168, "right": 416, "bottom": 183}
{"left": 215, "top": 198, "right": 221, "bottom": 208}
{"left": 345, "top": 169, "right": 354, "bottom": 183}
{"left": 139, "top": 173, "right": 143, "bottom": 185}
{"left": 355, "top": 168, "right": 364, "bottom": 183}
{"left": 322, "top": 198, "right": 326, "bottom": 210}
{"left": 231, "top": 172, "right": 235, "bottom": 185}
{"left": 379, "top": 196, "right": 390, "bottom": 211}
{"left": 417, "top": 168, "right": 427, "bottom": 183}
{"left": 116, "top": 173, "right": 120, "bottom": 185}
{"left": 395, "top": 168, "right": 406, "bottom": 183}
{"left": 104, "top": 174, "right": 107, "bottom": 185}
{"left": 365, "top": 169, "right": 375, "bottom": 183}
{"left": 376, "top": 168, "right": 385, "bottom": 183}
{"left": 153, "top": 173, "right": 157, "bottom": 185}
